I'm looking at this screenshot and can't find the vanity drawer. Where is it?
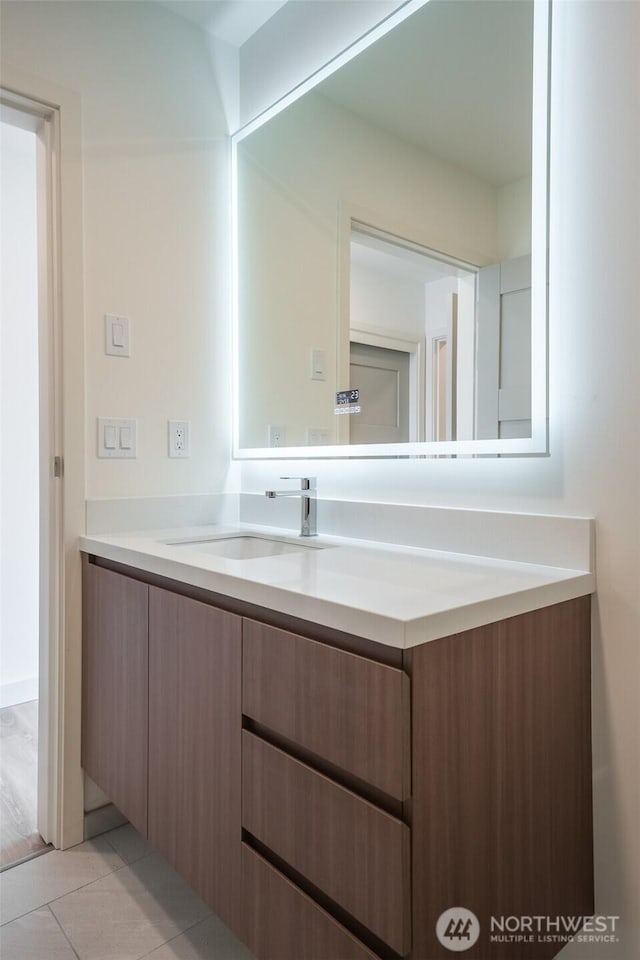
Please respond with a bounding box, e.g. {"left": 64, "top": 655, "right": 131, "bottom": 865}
{"left": 242, "top": 618, "right": 411, "bottom": 800}
{"left": 242, "top": 732, "right": 411, "bottom": 956}
{"left": 242, "top": 844, "right": 381, "bottom": 960}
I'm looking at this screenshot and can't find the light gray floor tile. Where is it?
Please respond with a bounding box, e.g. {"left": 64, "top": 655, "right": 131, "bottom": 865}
{"left": 0, "top": 836, "right": 124, "bottom": 926}
{"left": 104, "top": 824, "right": 152, "bottom": 864}
{"left": 0, "top": 700, "right": 48, "bottom": 868}
{"left": 50, "top": 851, "right": 211, "bottom": 960}
{"left": 143, "top": 915, "right": 255, "bottom": 960}
{"left": 0, "top": 905, "right": 77, "bottom": 959}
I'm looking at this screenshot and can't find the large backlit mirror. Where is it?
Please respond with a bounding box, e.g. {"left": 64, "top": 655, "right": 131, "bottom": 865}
{"left": 233, "top": 0, "right": 550, "bottom": 458}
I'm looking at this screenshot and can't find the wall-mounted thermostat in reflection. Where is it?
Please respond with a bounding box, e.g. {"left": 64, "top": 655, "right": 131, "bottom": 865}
{"left": 335, "top": 388, "right": 360, "bottom": 415}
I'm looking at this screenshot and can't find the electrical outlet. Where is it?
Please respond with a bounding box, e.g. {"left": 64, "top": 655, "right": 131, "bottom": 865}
{"left": 169, "top": 420, "right": 190, "bottom": 458}
{"left": 268, "top": 425, "right": 286, "bottom": 447}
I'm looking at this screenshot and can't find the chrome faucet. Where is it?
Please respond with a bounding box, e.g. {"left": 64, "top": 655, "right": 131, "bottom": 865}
{"left": 265, "top": 477, "right": 317, "bottom": 537}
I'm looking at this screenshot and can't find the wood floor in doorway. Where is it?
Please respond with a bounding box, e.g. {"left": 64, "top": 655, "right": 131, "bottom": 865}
{"left": 0, "top": 700, "right": 48, "bottom": 868}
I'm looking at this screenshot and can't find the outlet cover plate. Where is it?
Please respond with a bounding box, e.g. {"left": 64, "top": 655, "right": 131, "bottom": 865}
{"left": 268, "top": 425, "right": 287, "bottom": 447}
{"left": 169, "top": 420, "right": 191, "bottom": 458}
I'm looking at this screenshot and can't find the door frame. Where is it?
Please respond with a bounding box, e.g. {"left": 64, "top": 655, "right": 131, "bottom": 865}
{"left": 426, "top": 291, "right": 458, "bottom": 442}
{"left": 1, "top": 69, "right": 85, "bottom": 849}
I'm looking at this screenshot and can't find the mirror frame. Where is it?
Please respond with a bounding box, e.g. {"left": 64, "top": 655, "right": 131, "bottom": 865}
{"left": 231, "top": 0, "right": 551, "bottom": 459}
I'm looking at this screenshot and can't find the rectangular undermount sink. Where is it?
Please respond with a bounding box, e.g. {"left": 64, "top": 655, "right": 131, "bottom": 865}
{"left": 169, "top": 535, "right": 326, "bottom": 561}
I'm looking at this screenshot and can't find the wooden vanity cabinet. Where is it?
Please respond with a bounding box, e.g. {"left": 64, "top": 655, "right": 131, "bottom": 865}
{"left": 82, "top": 560, "right": 244, "bottom": 938}
{"left": 82, "top": 561, "right": 149, "bottom": 837}
{"left": 407, "top": 598, "right": 594, "bottom": 959}
{"left": 147, "top": 588, "right": 243, "bottom": 936}
{"left": 82, "top": 555, "right": 593, "bottom": 960}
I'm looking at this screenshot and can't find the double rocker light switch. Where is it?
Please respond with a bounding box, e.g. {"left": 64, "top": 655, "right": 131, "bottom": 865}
{"left": 98, "top": 418, "right": 137, "bottom": 458}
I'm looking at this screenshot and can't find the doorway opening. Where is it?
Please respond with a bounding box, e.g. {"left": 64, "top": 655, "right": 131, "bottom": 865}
{"left": 348, "top": 224, "right": 477, "bottom": 443}
{"left": 0, "top": 98, "right": 57, "bottom": 868}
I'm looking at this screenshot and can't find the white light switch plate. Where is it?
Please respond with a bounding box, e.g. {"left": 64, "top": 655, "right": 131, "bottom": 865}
{"left": 306, "top": 427, "right": 330, "bottom": 445}
{"left": 98, "top": 418, "right": 137, "bottom": 458}
{"left": 105, "top": 314, "right": 130, "bottom": 357}
{"left": 310, "top": 347, "right": 326, "bottom": 381}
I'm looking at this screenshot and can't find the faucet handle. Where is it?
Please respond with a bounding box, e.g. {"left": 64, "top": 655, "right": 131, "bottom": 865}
{"left": 280, "top": 476, "right": 317, "bottom": 490}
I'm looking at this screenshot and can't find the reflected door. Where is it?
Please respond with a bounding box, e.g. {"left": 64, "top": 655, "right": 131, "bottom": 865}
{"left": 476, "top": 254, "right": 532, "bottom": 440}
{"left": 349, "top": 342, "right": 410, "bottom": 444}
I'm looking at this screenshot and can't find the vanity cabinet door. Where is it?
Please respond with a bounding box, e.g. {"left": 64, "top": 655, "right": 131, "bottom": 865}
{"left": 148, "top": 588, "right": 243, "bottom": 936}
{"left": 82, "top": 559, "right": 149, "bottom": 837}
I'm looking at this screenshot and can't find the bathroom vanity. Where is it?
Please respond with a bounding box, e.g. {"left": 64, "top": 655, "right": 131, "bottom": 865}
{"left": 80, "top": 522, "right": 594, "bottom": 960}
{"left": 79, "top": 0, "right": 580, "bottom": 952}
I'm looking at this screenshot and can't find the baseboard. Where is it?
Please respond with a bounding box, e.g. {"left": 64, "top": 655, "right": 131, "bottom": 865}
{"left": 0, "top": 677, "right": 38, "bottom": 709}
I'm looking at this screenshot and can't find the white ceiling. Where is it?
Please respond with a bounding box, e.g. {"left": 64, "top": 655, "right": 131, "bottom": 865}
{"left": 352, "top": 232, "right": 475, "bottom": 285}
{"left": 157, "top": 0, "right": 288, "bottom": 46}
{"left": 157, "top": 1, "right": 533, "bottom": 186}
{"left": 319, "top": 0, "right": 534, "bottom": 187}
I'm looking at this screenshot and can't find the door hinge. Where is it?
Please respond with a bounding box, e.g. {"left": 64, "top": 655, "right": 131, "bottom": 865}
{"left": 53, "top": 455, "right": 64, "bottom": 478}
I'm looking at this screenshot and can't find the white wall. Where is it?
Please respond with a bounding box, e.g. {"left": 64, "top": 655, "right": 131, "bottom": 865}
{"left": 351, "top": 261, "right": 425, "bottom": 336}
{"left": 0, "top": 0, "right": 233, "bottom": 501}
{"left": 239, "top": 2, "right": 640, "bottom": 955}
{"left": 0, "top": 121, "right": 39, "bottom": 708}
{"left": 497, "top": 176, "right": 532, "bottom": 260}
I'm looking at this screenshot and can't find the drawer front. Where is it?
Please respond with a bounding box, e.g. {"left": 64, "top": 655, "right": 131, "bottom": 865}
{"left": 242, "top": 618, "right": 411, "bottom": 800}
{"left": 242, "top": 732, "right": 411, "bottom": 956}
{"left": 242, "top": 844, "right": 381, "bottom": 960}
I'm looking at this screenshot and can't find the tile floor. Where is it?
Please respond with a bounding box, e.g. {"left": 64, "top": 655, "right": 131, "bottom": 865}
{"left": 0, "top": 700, "right": 49, "bottom": 867}
{"left": 0, "top": 825, "right": 255, "bottom": 959}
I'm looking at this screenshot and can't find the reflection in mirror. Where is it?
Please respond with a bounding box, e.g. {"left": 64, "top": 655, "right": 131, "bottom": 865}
{"left": 345, "top": 224, "right": 532, "bottom": 445}
{"left": 235, "top": 0, "right": 547, "bottom": 456}
{"left": 347, "top": 226, "right": 479, "bottom": 445}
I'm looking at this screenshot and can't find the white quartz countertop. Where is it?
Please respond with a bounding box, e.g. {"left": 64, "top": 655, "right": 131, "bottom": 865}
{"left": 79, "top": 523, "right": 595, "bottom": 649}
